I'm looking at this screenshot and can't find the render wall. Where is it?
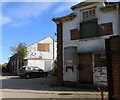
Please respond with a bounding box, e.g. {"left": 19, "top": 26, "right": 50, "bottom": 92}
{"left": 27, "top": 37, "right": 57, "bottom": 60}
{"left": 26, "top": 37, "right": 57, "bottom": 72}
{"left": 27, "top": 59, "right": 53, "bottom": 71}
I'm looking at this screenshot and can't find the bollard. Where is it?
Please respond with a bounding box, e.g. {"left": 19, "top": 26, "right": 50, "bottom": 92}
{"left": 98, "top": 86, "right": 105, "bottom": 100}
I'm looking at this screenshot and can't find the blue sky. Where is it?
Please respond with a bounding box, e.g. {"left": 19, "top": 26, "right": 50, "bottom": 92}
{"left": 1, "top": 0, "right": 119, "bottom": 64}
{"left": 1, "top": 1, "right": 79, "bottom": 64}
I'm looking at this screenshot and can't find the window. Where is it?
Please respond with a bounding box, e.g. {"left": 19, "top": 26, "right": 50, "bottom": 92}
{"left": 94, "top": 53, "right": 106, "bottom": 68}
{"left": 80, "top": 20, "right": 98, "bottom": 39}
{"left": 70, "top": 29, "right": 80, "bottom": 40}
{"left": 37, "top": 43, "right": 49, "bottom": 52}
{"left": 99, "top": 22, "right": 113, "bottom": 36}
{"left": 82, "top": 9, "right": 96, "bottom": 21}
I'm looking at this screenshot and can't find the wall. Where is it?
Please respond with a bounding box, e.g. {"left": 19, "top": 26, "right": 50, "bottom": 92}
{"left": 27, "top": 59, "right": 44, "bottom": 70}
{"left": 27, "top": 59, "right": 53, "bottom": 71}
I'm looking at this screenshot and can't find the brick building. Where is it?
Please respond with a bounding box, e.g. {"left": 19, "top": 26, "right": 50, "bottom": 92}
{"left": 52, "top": 2, "right": 120, "bottom": 85}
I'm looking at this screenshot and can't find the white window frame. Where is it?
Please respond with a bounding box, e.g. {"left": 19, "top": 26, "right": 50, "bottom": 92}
{"left": 82, "top": 8, "right": 96, "bottom": 21}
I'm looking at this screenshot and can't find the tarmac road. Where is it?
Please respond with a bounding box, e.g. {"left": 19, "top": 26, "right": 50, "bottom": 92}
{"left": 1, "top": 73, "right": 108, "bottom": 99}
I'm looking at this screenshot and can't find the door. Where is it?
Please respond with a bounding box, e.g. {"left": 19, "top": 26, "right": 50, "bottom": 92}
{"left": 63, "top": 47, "right": 78, "bottom": 82}
{"left": 79, "top": 53, "right": 93, "bottom": 83}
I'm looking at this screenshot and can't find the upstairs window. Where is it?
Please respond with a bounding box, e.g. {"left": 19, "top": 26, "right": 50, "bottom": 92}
{"left": 99, "top": 22, "right": 113, "bottom": 36}
{"left": 70, "top": 29, "right": 80, "bottom": 40}
{"left": 82, "top": 9, "right": 96, "bottom": 21}
{"left": 80, "top": 20, "right": 98, "bottom": 39}
{"left": 37, "top": 43, "right": 49, "bottom": 52}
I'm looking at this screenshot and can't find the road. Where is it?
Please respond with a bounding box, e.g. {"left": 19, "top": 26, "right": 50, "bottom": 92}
{"left": 0, "top": 73, "right": 108, "bottom": 99}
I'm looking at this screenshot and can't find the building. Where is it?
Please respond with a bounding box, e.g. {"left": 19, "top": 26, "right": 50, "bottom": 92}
{"left": 52, "top": 2, "right": 120, "bottom": 85}
{"left": 9, "top": 37, "right": 57, "bottom": 74}
{"left": 24, "top": 37, "right": 57, "bottom": 72}
{"left": 9, "top": 54, "right": 23, "bottom": 74}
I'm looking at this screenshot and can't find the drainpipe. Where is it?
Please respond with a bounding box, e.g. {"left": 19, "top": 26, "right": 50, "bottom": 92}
{"left": 92, "top": 53, "right": 95, "bottom": 84}
{"left": 53, "top": 38, "right": 54, "bottom": 61}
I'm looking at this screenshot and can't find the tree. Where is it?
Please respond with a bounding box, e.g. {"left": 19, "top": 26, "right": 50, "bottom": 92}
{"left": 10, "top": 43, "right": 27, "bottom": 58}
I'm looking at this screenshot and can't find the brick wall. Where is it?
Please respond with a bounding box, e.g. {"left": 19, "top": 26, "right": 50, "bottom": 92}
{"left": 56, "top": 23, "right": 63, "bottom": 84}
{"left": 106, "top": 36, "right": 120, "bottom": 100}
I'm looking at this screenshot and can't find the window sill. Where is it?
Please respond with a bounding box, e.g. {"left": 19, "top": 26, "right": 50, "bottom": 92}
{"left": 81, "top": 17, "right": 98, "bottom": 23}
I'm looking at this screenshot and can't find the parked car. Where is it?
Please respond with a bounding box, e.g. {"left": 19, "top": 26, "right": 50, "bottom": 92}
{"left": 18, "top": 66, "right": 48, "bottom": 79}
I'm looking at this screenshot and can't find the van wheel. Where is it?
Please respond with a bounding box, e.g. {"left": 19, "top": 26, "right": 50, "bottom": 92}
{"left": 25, "top": 74, "right": 30, "bottom": 79}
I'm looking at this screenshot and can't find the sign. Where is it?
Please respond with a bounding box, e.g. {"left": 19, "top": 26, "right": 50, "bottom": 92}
{"left": 67, "top": 60, "right": 73, "bottom": 64}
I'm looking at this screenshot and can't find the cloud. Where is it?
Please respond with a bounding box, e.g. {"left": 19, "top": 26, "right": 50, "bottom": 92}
{"left": 2, "top": 2, "right": 55, "bottom": 27}
{"left": 53, "top": 2, "right": 80, "bottom": 15}
{"left": 0, "top": 15, "right": 12, "bottom": 25}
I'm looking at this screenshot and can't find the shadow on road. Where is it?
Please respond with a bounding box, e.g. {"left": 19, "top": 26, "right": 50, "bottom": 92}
{"left": 2, "top": 72, "right": 16, "bottom": 76}
{"left": 1, "top": 73, "right": 100, "bottom": 92}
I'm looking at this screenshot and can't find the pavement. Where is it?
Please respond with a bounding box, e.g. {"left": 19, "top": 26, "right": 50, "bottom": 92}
{"left": 2, "top": 89, "right": 108, "bottom": 99}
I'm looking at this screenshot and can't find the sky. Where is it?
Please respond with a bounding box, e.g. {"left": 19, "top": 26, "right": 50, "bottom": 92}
{"left": 1, "top": 0, "right": 119, "bottom": 64}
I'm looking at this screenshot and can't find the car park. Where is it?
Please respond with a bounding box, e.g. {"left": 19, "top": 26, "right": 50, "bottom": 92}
{"left": 18, "top": 66, "right": 48, "bottom": 79}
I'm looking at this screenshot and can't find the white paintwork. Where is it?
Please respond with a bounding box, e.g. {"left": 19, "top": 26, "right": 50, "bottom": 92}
{"left": 77, "top": 36, "right": 109, "bottom": 53}
{"left": 61, "top": 2, "right": 118, "bottom": 83}
{"left": 25, "top": 37, "right": 57, "bottom": 71}
{"left": 44, "top": 61, "right": 52, "bottom": 71}
{"left": 28, "top": 60, "right": 44, "bottom": 70}
{"left": 27, "top": 59, "right": 53, "bottom": 71}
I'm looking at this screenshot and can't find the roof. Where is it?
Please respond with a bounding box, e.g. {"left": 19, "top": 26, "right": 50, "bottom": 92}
{"left": 71, "top": 2, "right": 97, "bottom": 10}
{"left": 100, "top": 2, "right": 120, "bottom": 12}
{"left": 52, "top": 13, "right": 76, "bottom": 23}
{"left": 27, "top": 36, "right": 54, "bottom": 48}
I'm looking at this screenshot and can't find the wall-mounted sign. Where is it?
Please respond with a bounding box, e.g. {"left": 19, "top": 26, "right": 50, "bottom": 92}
{"left": 67, "top": 60, "right": 73, "bottom": 64}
